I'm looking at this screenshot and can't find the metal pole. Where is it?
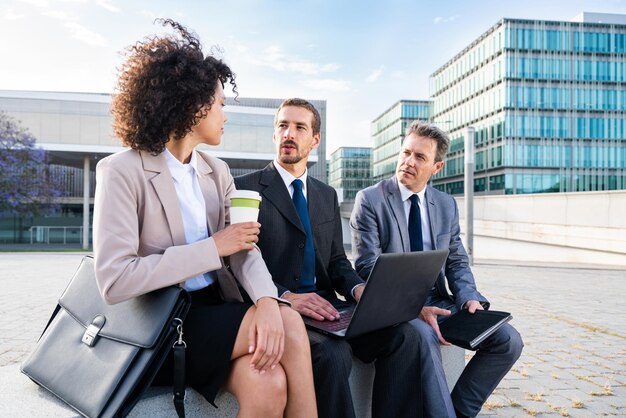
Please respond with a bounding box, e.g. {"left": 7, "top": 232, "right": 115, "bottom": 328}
{"left": 464, "top": 127, "right": 475, "bottom": 266}
{"left": 82, "top": 157, "right": 90, "bottom": 250}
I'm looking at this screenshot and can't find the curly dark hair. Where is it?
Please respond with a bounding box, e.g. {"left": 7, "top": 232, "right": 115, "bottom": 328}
{"left": 111, "top": 19, "right": 237, "bottom": 154}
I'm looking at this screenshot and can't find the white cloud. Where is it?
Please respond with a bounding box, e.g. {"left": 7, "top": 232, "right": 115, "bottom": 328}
{"left": 302, "top": 79, "right": 351, "bottom": 92}
{"left": 4, "top": 9, "right": 25, "bottom": 20}
{"left": 17, "top": 0, "right": 49, "bottom": 7}
{"left": 366, "top": 65, "right": 384, "bottom": 83}
{"left": 236, "top": 43, "right": 339, "bottom": 76}
{"left": 261, "top": 45, "right": 339, "bottom": 75}
{"left": 95, "top": 0, "right": 120, "bottom": 13}
{"left": 64, "top": 22, "right": 108, "bottom": 46}
{"left": 139, "top": 9, "right": 157, "bottom": 20}
{"left": 434, "top": 15, "right": 460, "bottom": 24}
{"left": 43, "top": 10, "right": 73, "bottom": 20}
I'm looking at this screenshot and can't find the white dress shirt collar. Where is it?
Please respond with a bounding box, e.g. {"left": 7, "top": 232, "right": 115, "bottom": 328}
{"left": 164, "top": 148, "right": 200, "bottom": 183}
{"left": 273, "top": 159, "right": 308, "bottom": 199}
{"left": 397, "top": 181, "right": 433, "bottom": 251}
{"left": 397, "top": 181, "right": 427, "bottom": 206}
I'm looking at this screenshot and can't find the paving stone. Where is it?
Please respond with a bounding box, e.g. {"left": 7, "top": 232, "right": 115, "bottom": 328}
{"left": 582, "top": 398, "right": 621, "bottom": 415}
{"left": 543, "top": 393, "right": 586, "bottom": 410}
{"left": 1, "top": 254, "right": 625, "bottom": 417}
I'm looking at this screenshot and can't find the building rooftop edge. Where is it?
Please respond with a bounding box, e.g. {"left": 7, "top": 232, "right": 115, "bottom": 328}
{"left": 430, "top": 12, "right": 626, "bottom": 78}
{"left": 0, "top": 90, "right": 327, "bottom": 106}
{"left": 371, "top": 99, "right": 432, "bottom": 123}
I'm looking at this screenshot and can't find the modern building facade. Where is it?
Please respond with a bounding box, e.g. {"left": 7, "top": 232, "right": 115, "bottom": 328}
{"left": 0, "top": 90, "right": 326, "bottom": 245}
{"left": 430, "top": 12, "right": 626, "bottom": 195}
{"left": 328, "top": 146, "right": 372, "bottom": 202}
{"left": 370, "top": 100, "right": 432, "bottom": 183}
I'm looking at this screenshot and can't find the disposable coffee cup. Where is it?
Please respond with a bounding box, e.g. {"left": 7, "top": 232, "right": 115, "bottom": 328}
{"left": 230, "top": 190, "right": 262, "bottom": 224}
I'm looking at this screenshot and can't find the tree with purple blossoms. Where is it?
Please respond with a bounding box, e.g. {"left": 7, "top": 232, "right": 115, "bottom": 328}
{"left": 0, "top": 112, "right": 62, "bottom": 218}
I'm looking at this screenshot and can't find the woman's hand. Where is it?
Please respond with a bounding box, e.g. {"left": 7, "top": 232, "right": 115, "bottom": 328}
{"left": 212, "top": 222, "right": 260, "bottom": 257}
{"left": 247, "top": 297, "right": 285, "bottom": 373}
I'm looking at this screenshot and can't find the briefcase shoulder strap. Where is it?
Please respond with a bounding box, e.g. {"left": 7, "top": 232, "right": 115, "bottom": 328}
{"left": 173, "top": 317, "right": 187, "bottom": 418}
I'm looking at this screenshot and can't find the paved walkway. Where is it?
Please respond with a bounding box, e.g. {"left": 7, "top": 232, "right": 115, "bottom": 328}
{"left": 0, "top": 253, "right": 624, "bottom": 417}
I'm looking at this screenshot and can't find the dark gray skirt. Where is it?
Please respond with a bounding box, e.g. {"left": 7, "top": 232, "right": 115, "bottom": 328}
{"left": 153, "top": 285, "right": 252, "bottom": 406}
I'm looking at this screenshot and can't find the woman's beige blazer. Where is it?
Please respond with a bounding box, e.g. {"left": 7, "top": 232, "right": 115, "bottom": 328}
{"left": 93, "top": 148, "right": 278, "bottom": 305}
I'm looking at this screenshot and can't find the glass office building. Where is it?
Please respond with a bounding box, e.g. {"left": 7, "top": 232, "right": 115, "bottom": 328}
{"left": 371, "top": 100, "right": 432, "bottom": 182}
{"left": 0, "top": 91, "right": 326, "bottom": 244}
{"left": 430, "top": 12, "right": 626, "bottom": 195}
{"left": 328, "top": 147, "right": 373, "bottom": 201}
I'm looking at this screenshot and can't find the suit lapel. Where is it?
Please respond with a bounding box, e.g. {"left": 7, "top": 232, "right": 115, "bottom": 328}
{"left": 141, "top": 151, "right": 187, "bottom": 246}
{"left": 386, "top": 178, "right": 411, "bottom": 251}
{"left": 259, "top": 163, "right": 305, "bottom": 233}
{"left": 425, "top": 186, "right": 448, "bottom": 296}
{"left": 307, "top": 177, "right": 325, "bottom": 230}
{"left": 195, "top": 153, "right": 222, "bottom": 235}
{"left": 425, "top": 186, "right": 438, "bottom": 249}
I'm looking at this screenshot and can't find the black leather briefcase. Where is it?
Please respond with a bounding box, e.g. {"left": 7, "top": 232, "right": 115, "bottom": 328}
{"left": 21, "top": 256, "right": 191, "bottom": 418}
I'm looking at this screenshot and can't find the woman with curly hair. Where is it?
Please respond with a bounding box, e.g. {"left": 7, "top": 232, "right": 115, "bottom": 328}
{"left": 93, "top": 19, "right": 317, "bottom": 418}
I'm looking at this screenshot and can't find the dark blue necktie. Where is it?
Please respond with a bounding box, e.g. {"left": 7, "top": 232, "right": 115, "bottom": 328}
{"left": 408, "top": 194, "right": 424, "bottom": 252}
{"left": 292, "top": 179, "right": 316, "bottom": 292}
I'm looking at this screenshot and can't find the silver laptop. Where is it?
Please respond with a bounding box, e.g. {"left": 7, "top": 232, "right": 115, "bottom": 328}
{"left": 303, "top": 249, "right": 449, "bottom": 338}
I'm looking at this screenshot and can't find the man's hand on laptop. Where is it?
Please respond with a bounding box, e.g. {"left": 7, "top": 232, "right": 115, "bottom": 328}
{"left": 283, "top": 292, "right": 340, "bottom": 321}
{"left": 419, "top": 306, "right": 452, "bottom": 345}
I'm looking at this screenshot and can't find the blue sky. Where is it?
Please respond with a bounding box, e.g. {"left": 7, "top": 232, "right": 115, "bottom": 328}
{"left": 1, "top": 0, "right": 625, "bottom": 156}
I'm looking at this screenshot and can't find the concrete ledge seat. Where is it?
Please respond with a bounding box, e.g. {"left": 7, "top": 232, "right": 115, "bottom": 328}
{"left": 142, "top": 345, "right": 465, "bottom": 418}
{"left": 3, "top": 345, "right": 464, "bottom": 418}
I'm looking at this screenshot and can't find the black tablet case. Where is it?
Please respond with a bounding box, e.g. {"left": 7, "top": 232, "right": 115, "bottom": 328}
{"left": 439, "top": 309, "right": 512, "bottom": 350}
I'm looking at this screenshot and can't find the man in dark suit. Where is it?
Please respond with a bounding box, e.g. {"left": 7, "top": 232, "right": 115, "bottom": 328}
{"left": 350, "top": 121, "right": 523, "bottom": 418}
{"left": 235, "top": 98, "right": 422, "bottom": 418}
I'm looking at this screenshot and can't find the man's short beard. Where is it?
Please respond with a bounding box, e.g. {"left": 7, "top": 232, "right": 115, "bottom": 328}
{"left": 279, "top": 154, "right": 303, "bottom": 164}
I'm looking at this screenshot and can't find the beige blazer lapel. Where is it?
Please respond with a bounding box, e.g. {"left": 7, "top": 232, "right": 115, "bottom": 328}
{"left": 140, "top": 151, "right": 187, "bottom": 247}
{"left": 195, "top": 151, "right": 243, "bottom": 303}
{"left": 195, "top": 153, "right": 223, "bottom": 235}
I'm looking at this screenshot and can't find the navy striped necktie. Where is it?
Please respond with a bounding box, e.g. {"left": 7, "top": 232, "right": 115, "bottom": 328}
{"left": 292, "top": 179, "right": 316, "bottom": 292}
{"left": 408, "top": 194, "right": 424, "bottom": 252}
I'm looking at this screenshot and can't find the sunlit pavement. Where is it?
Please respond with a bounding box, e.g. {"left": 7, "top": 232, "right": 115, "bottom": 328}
{"left": 0, "top": 253, "right": 624, "bottom": 417}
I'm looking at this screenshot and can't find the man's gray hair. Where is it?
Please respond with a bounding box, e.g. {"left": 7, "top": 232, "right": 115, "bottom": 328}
{"left": 405, "top": 121, "right": 450, "bottom": 162}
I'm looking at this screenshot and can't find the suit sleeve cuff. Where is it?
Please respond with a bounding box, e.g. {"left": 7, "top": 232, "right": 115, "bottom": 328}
{"left": 350, "top": 284, "right": 365, "bottom": 299}
{"left": 257, "top": 295, "right": 292, "bottom": 307}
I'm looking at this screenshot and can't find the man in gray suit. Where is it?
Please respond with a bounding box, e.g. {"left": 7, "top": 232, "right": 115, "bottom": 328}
{"left": 350, "top": 121, "right": 523, "bottom": 418}
{"left": 236, "top": 98, "right": 423, "bottom": 418}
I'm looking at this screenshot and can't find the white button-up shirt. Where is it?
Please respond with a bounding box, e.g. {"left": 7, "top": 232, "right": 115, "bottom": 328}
{"left": 397, "top": 182, "right": 433, "bottom": 251}
{"left": 164, "top": 149, "right": 215, "bottom": 291}
{"left": 273, "top": 159, "right": 308, "bottom": 199}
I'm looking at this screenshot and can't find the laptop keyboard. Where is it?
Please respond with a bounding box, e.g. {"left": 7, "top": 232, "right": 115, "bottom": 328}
{"left": 308, "top": 308, "right": 354, "bottom": 332}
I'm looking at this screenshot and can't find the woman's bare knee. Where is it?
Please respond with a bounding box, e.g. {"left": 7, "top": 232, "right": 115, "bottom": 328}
{"left": 281, "top": 306, "right": 307, "bottom": 335}
{"left": 227, "top": 356, "right": 287, "bottom": 417}
{"left": 280, "top": 306, "right": 309, "bottom": 347}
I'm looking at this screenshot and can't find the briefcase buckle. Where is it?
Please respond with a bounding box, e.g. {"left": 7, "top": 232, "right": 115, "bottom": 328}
{"left": 82, "top": 315, "right": 106, "bottom": 347}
